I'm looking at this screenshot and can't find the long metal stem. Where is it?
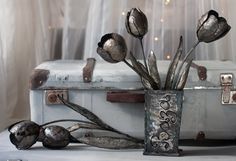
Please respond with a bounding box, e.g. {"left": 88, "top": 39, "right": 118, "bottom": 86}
{"left": 67, "top": 123, "right": 103, "bottom": 132}
{"left": 41, "top": 119, "right": 96, "bottom": 127}
{"left": 58, "top": 95, "right": 143, "bottom": 143}
{"left": 139, "top": 38, "right": 149, "bottom": 74}
{"left": 182, "top": 41, "right": 200, "bottom": 64}
{"left": 123, "top": 59, "right": 140, "bottom": 74}
{"left": 124, "top": 59, "right": 158, "bottom": 89}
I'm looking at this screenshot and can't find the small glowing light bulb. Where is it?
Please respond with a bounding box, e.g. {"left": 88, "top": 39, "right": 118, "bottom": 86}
{"left": 154, "top": 37, "right": 159, "bottom": 41}
{"left": 166, "top": 55, "right": 171, "bottom": 60}
{"left": 122, "top": 12, "right": 126, "bottom": 16}
{"left": 165, "top": 0, "right": 170, "bottom": 5}
{"left": 160, "top": 18, "right": 164, "bottom": 23}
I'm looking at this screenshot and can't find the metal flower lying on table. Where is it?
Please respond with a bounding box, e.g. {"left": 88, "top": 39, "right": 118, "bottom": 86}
{"left": 8, "top": 97, "right": 143, "bottom": 150}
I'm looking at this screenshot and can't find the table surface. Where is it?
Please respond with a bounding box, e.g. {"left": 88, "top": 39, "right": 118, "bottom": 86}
{"left": 1, "top": 131, "right": 236, "bottom": 161}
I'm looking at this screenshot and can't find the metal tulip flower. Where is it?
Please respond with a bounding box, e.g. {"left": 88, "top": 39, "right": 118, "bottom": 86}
{"left": 8, "top": 120, "right": 74, "bottom": 149}
{"left": 97, "top": 33, "right": 159, "bottom": 89}
{"left": 8, "top": 102, "right": 143, "bottom": 150}
{"left": 125, "top": 8, "right": 149, "bottom": 72}
{"left": 197, "top": 10, "right": 231, "bottom": 43}
{"left": 98, "top": 8, "right": 231, "bottom": 90}
{"left": 40, "top": 126, "right": 71, "bottom": 149}
{"left": 8, "top": 120, "right": 40, "bottom": 150}
{"left": 125, "top": 8, "right": 148, "bottom": 38}
{"left": 172, "top": 10, "right": 231, "bottom": 89}
{"left": 97, "top": 33, "right": 127, "bottom": 63}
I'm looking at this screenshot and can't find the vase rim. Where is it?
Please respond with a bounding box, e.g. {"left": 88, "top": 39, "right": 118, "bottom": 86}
{"left": 145, "top": 90, "right": 184, "bottom": 94}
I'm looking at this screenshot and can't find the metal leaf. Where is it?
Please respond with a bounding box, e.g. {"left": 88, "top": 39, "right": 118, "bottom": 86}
{"left": 137, "top": 62, "right": 152, "bottom": 89}
{"left": 141, "top": 78, "right": 152, "bottom": 90}
{"left": 58, "top": 96, "right": 111, "bottom": 130}
{"left": 129, "top": 51, "right": 158, "bottom": 89}
{"left": 58, "top": 95, "right": 142, "bottom": 142}
{"left": 67, "top": 123, "right": 103, "bottom": 132}
{"left": 164, "top": 36, "right": 183, "bottom": 89}
{"left": 175, "top": 59, "right": 193, "bottom": 90}
{"left": 129, "top": 51, "right": 147, "bottom": 77}
{"left": 172, "top": 41, "right": 199, "bottom": 89}
{"left": 148, "top": 51, "right": 161, "bottom": 89}
{"left": 77, "top": 136, "right": 144, "bottom": 149}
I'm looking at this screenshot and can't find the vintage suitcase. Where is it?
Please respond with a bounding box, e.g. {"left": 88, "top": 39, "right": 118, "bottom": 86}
{"left": 30, "top": 59, "right": 236, "bottom": 140}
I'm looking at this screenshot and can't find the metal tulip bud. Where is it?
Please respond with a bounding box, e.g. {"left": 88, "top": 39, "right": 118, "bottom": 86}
{"left": 97, "top": 33, "right": 127, "bottom": 63}
{"left": 197, "top": 10, "right": 231, "bottom": 43}
{"left": 8, "top": 120, "right": 40, "bottom": 150}
{"left": 41, "top": 125, "right": 70, "bottom": 149}
{"left": 125, "top": 8, "right": 148, "bottom": 38}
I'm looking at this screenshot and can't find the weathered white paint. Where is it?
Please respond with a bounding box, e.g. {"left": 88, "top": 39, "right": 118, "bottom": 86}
{"left": 35, "top": 60, "right": 236, "bottom": 89}
{"left": 31, "top": 60, "right": 236, "bottom": 139}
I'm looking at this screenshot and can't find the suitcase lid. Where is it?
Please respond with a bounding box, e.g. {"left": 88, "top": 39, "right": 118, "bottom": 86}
{"left": 30, "top": 60, "right": 236, "bottom": 90}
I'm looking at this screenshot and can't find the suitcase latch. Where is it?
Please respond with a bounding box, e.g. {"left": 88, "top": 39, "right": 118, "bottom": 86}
{"left": 220, "top": 73, "right": 236, "bottom": 104}
{"left": 45, "top": 90, "right": 68, "bottom": 105}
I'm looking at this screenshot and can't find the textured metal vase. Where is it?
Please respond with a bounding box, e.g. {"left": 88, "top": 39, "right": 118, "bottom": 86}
{"left": 144, "top": 90, "right": 184, "bottom": 156}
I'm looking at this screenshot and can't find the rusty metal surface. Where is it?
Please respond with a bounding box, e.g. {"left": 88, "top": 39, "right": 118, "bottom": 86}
{"left": 45, "top": 90, "right": 69, "bottom": 105}
{"left": 220, "top": 73, "right": 236, "bottom": 104}
{"left": 83, "top": 58, "right": 96, "bottom": 83}
{"left": 106, "top": 91, "right": 145, "bottom": 103}
{"left": 191, "top": 62, "right": 207, "bottom": 81}
{"left": 144, "top": 90, "right": 183, "bottom": 156}
{"left": 197, "top": 66, "right": 207, "bottom": 81}
{"left": 29, "top": 60, "right": 236, "bottom": 90}
{"left": 30, "top": 69, "right": 49, "bottom": 89}
{"left": 196, "top": 131, "right": 206, "bottom": 141}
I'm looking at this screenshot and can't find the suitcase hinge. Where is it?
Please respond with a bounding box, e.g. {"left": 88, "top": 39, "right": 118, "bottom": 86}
{"left": 220, "top": 73, "right": 236, "bottom": 104}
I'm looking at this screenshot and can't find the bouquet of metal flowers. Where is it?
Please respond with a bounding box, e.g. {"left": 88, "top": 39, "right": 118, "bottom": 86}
{"left": 97, "top": 9, "right": 230, "bottom": 90}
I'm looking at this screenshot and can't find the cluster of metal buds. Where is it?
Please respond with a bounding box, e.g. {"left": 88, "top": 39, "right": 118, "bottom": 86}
{"left": 97, "top": 8, "right": 231, "bottom": 90}
{"left": 9, "top": 95, "right": 143, "bottom": 150}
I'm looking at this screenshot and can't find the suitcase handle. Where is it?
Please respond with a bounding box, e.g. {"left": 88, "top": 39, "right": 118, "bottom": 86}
{"left": 83, "top": 58, "right": 96, "bottom": 83}
{"left": 106, "top": 91, "right": 145, "bottom": 103}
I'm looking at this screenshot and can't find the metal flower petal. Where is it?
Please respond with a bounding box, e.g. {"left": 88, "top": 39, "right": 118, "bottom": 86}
{"left": 8, "top": 120, "right": 40, "bottom": 150}
{"left": 41, "top": 126, "right": 70, "bottom": 149}
{"left": 125, "top": 8, "right": 148, "bottom": 38}
{"left": 97, "top": 33, "right": 127, "bottom": 63}
{"left": 197, "top": 10, "right": 231, "bottom": 43}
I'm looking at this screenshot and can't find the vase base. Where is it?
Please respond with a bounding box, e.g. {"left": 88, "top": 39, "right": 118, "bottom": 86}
{"left": 143, "top": 149, "right": 183, "bottom": 157}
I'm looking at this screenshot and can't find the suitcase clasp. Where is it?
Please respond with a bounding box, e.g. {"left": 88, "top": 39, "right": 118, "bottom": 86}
{"left": 45, "top": 90, "right": 69, "bottom": 105}
{"left": 220, "top": 73, "right": 236, "bottom": 104}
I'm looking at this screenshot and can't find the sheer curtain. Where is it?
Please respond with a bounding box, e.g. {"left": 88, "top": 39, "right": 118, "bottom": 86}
{"left": 0, "top": 0, "right": 235, "bottom": 131}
